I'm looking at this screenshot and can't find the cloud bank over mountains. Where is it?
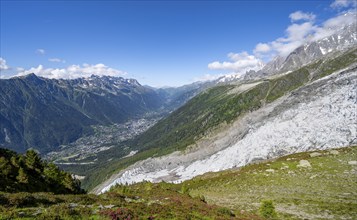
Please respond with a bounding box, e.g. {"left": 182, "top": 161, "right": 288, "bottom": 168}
{"left": 207, "top": 0, "right": 356, "bottom": 78}
{"left": 208, "top": 52, "right": 264, "bottom": 73}
{"left": 15, "top": 63, "right": 126, "bottom": 79}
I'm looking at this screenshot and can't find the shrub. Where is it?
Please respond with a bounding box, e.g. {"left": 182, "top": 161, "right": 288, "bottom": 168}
{"left": 144, "top": 181, "right": 153, "bottom": 191}
{"left": 198, "top": 194, "right": 206, "bottom": 203}
{"left": 0, "top": 194, "right": 9, "bottom": 206}
{"left": 37, "top": 210, "right": 61, "bottom": 220}
{"left": 51, "top": 203, "right": 80, "bottom": 219}
{"left": 259, "top": 200, "right": 277, "bottom": 219}
{"left": 0, "top": 206, "right": 17, "bottom": 219}
{"left": 180, "top": 184, "right": 190, "bottom": 195}
{"left": 7, "top": 192, "right": 35, "bottom": 207}
{"left": 217, "top": 207, "right": 235, "bottom": 217}
{"left": 76, "top": 206, "right": 93, "bottom": 217}
{"left": 100, "top": 207, "right": 134, "bottom": 220}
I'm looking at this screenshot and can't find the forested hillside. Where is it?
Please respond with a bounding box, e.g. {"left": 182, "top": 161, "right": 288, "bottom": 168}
{"left": 0, "top": 148, "right": 83, "bottom": 194}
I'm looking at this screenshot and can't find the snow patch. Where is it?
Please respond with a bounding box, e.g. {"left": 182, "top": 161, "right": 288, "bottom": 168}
{"left": 3, "top": 128, "right": 11, "bottom": 143}
{"left": 122, "top": 150, "right": 138, "bottom": 158}
{"left": 320, "top": 47, "right": 326, "bottom": 55}
{"left": 228, "top": 82, "right": 262, "bottom": 95}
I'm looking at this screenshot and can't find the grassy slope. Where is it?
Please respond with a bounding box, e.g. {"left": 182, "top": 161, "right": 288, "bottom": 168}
{"left": 0, "top": 184, "right": 260, "bottom": 220}
{"left": 82, "top": 48, "right": 357, "bottom": 191}
{"left": 1, "top": 146, "right": 356, "bottom": 219}
{"left": 187, "top": 146, "right": 357, "bottom": 219}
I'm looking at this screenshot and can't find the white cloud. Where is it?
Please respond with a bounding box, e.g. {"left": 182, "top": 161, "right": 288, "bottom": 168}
{"left": 289, "top": 11, "right": 316, "bottom": 22}
{"left": 254, "top": 10, "right": 356, "bottom": 58}
{"left": 36, "top": 49, "right": 46, "bottom": 55}
{"left": 312, "top": 11, "right": 357, "bottom": 41}
{"left": 266, "top": 21, "right": 317, "bottom": 56}
{"left": 48, "top": 58, "right": 66, "bottom": 63}
{"left": 286, "top": 22, "right": 316, "bottom": 41}
{"left": 331, "top": 0, "right": 357, "bottom": 9}
{"left": 254, "top": 43, "right": 271, "bottom": 54}
{"left": 253, "top": 20, "right": 317, "bottom": 58}
{"left": 0, "top": 58, "right": 9, "bottom": 70}
{"left": 16, "top": 63, "right": 127, "bottom": 79}
{"left": 193, "top": 73, "right": 225, "bottom": 82}
{"left": 208, "top": 52, "right": 264, "bottom": 74}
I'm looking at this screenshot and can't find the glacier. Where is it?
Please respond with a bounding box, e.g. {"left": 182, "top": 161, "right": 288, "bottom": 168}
{"left": 96, "top": 66, "right": 357, "bottom": 194}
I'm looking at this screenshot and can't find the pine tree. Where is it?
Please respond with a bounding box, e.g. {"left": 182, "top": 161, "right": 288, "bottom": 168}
{"left": 10, "top": 155, "right": 19, "bottom": 168}
{"left": 44, "top": 162, "right": 61, "bottom": 181}
{"left": 16, "top": 167, "right": 29, "bottom": 184}
{"left": 0, "top": 157, "right": 12, "bottom": 176}
{"left": 25, "top": 149, "right": 43, "bottom": 173}
{"left": 62, "top": 172, "right": 81, "bottom": 193}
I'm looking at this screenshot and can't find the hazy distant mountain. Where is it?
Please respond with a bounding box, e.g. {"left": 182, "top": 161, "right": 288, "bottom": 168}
{"left": 154, "top": 81, "right": 215, "bottom": 111}
{"left": 0, "top": 74, "right": 163, "bottom": 153}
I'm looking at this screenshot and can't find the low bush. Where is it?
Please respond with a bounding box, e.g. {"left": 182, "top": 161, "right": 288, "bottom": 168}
{"left": 100, "top": 207, "right": 134, "bottom": 220}
{"left": 259, "top": 200, "right": 277, "bottom": 219}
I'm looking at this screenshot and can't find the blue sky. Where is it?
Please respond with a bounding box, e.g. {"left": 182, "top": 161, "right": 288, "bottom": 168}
{"left": 0, "top": 0, "right": 355, "bottom": 87}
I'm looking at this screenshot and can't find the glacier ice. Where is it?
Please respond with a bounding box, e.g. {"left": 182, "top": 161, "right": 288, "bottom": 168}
{"left": 97, "top": 67, "right": 357, "bottom": 194}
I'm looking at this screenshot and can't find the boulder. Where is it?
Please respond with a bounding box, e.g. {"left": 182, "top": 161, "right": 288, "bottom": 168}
{"left": 297, "top": 160, "right": 312, "bottom": 168}
{"left": 329, "top": 150, "right": 339, "bottom": 155}
{"left": 310, "top": 152, "right": 322, "bottom": 157}
{"left": 348, "top": 161, "right": 357, "bottom": 165}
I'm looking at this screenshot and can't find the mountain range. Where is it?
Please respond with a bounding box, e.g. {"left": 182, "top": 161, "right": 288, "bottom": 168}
{"left": 0, "top": 74, "right": 209, "bottom": 154}
{"left": 0, "top": 74, "right": 165, "bottom": 153}
{"left": 1, "top": 21, "right": 356, "bottom": 202}
{"left": 89, "top": 22, "right": 357, "bottom": 193}
{"left": 93, "top": 47, "right": 357, "bottom": 193}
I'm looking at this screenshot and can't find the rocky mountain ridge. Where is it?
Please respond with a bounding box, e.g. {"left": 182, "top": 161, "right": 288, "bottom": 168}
{"left": 230, "top": 22, "right": 357, "bottom": 81}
